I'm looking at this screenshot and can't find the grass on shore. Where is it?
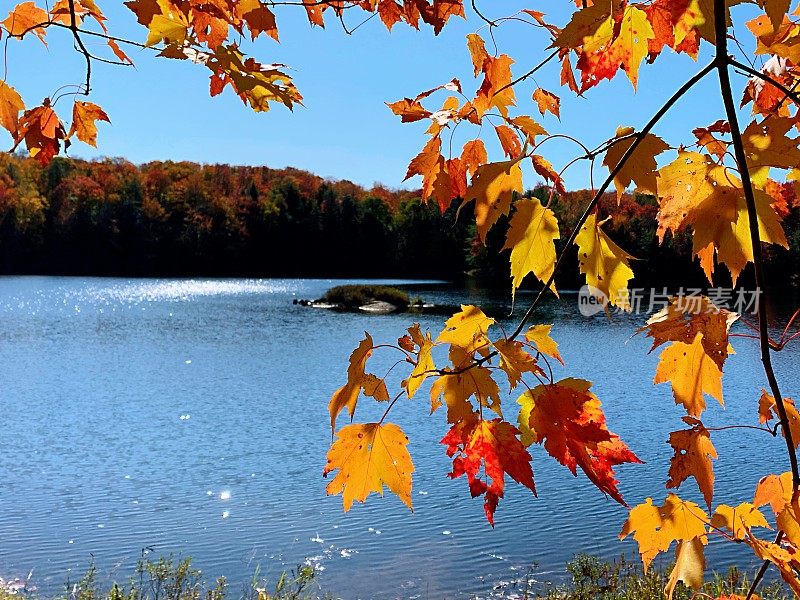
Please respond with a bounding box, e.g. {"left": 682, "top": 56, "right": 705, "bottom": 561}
{"left": 0, "top": 556, "right": 322, "bottom": 600}
{"left": 0, "top": 553, "right": 790, "bottom": 600}
{"left": 534, "top": 554, "right": 789, "bottom": 600}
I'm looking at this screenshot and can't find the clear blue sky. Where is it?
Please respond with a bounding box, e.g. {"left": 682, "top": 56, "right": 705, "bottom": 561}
{"left": 4, "top": 1, "right": 761, "bottom": 191}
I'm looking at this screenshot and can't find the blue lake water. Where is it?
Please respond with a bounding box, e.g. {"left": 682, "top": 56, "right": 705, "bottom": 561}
{"left": 0, "top": 276, "right": 797, "bottom": 599}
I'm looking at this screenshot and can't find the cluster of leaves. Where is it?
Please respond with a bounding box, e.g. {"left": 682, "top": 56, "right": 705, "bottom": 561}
{"left": 0, "top": 0, "right": 467, "bottom": 164}
{"left": 323, "top": 1, "right": 800, "bottom": 599}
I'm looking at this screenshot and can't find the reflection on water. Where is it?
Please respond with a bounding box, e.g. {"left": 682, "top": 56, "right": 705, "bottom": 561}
{"left": 0, "top": 276, "right": 797, "bottom": 599}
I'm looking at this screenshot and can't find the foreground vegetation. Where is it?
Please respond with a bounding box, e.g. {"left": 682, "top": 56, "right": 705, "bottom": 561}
{"left": 2, "top": 554, "right": 790, "bottom": 600}
{"left": 0, "top": 556, "right": 320, "bottom": 600}
{"left": 535, "top": 555, "right": 788, "bottom": 600}
{"left": 1, "top": 154, "right": 798, "bottom": 287}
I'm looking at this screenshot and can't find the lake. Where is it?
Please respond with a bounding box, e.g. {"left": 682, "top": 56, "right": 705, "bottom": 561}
{"left": 0, "top": 277, "right": 797, "bottom": 599}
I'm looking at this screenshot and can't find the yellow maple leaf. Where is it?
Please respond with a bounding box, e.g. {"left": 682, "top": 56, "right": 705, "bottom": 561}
{"left": 2, "top": 1, "right": 48, "bottom": 44}
{"left": 323, "top": 422, "right": 414, "bottom": 511}
{"left": 746, "top": 534, "right": 800, "bottom": 596}
{"left": 620, "top": 493, "right": 708, "bottom": 571}
{"left": 603, "top": 126, "right": 669, "bottom": 200}
{"left": 0, "top": 81, "right": 25, "bottom": 139}
{"left": 328, "top": 333, "right": 374, "bottom": 431}
{"left": 742, "top": 116, "right": 800, "bottom": 186}
{"left": 67, "top": 101, "right": 110, "bottom": 147}
{"left": 616, "top": 6, "right": 656, "bottom": 89}
{"left": 575, "top": 214, "right": 634, "bottom": 311}
{"left": 758, "top": 390, "right": 800, "bottom": 449}
{"left": 654, "top": 332, "right": 723, "bottom": 417}
{"left": 436, "top": 305, "right": 494, "bottom": 354}
{"left": 461, "top": 160, "right": 523, "bottom": 243}
{"left": 492, "top": 339, "right": 542, "bottom": 390}
{"left": 640, "top": 296, "right": 737, "bottom": 371}
{"left": 711, "top": 503, "right": 770, "bottom": 540}
{"left": 404, "top": 323, "right": 435, "bottom": 399}
{"left": 525, "top": 324, "right": 564, "bottom": 365}
{"left": 656, "top": 152, "right": 788, "bottom": 284}
{"left": 665, "top": 538, "right": 705, "bottom": 600}
{"left": 502, "top": 197, "right": 560, "bottom": 299}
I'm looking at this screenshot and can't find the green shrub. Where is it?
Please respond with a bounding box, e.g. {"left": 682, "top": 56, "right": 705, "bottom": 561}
{"left": 320, "top": 285, "right": 410, "bottom": 308}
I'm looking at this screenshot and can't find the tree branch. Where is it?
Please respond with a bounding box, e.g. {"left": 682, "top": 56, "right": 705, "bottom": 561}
{"left": 714, "top": 0, "right": 799, "bottom": 488}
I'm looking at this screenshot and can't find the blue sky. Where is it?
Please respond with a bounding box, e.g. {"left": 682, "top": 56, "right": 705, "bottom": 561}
{"left": 4, "top": 1, "right": 761, "bottom": 191}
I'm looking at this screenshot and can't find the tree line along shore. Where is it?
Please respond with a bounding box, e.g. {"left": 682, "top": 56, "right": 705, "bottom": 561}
{"left": 0, "top": 153, "right": 798, "bottom": 289}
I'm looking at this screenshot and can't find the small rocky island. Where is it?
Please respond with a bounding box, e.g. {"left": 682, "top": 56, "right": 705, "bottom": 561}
{"left": 294, "top": 284, "right": 429, "bottom": 314}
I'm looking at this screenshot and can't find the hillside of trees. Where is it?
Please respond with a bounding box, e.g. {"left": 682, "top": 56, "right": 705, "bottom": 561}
{"left": 0, "top": 153, "right": 798, "bottom": 289}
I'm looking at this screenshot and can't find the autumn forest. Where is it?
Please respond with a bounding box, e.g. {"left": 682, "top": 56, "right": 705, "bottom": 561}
{"left": 2, "top": 152, "right": 798, "bottom": 287}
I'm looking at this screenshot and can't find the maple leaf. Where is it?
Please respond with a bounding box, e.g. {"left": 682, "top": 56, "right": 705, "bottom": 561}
{"left": 640, "top": 295, "right": 737, "bottom": 371}
{"left": 530, "top": 155, "right": 566, "bottom": 195}
{"left": 376, "top": 0, "right": 403, "bottom": 31}
{"left": 2, "top": 2, "right": 48, "bottom": 44}
{"left": 555, "top": 2, "right": 656, "bottom": 91}
{"left": 466, "top": 32, "right": 488, "bottom": 76}
{"left": 665, "top": 537, "right": 705, "bottom": 600}
{"left": 431, "top": 345, "right": 502, "bottom": 419}
{"left": 67, "top": 101, "right": 110, "bottom": 147}
{"left": 460, "top": 139, "right": 488, "bottom": 177}
{"left": 758, "top": 390, "right": 800, "bottom": 449}
{"left": 0, "top": 81, "right": 25, "bottom": 140}
{"left": 207, "top": 45, "right": 302, "bottom": 113}
{"left": 242, "top": 5, "right": 279, "bottom": 42}
{"left": 602, "top": 126, "right": 669, "bottom": 200}
{"left": 619, "top": 494, "right": 708, "bottom": 571}
{"left": 654, "top": 332, "right": 724, "bottom": 418}
{"left": 532, "top": 88, "right": 560, "bottom": 119}
{"left": 135, "top": 0, "right": 189, "bottom": 47}
{"left": 324, "top": 422, "right": 414, "bottom": 511}
{"left": 404, "top": 136, "right": 449, "bottom": 208}
{"left": 746, "top": 534, "right": 800, "bottom": 596}
{"left": 403, "top": 323, "right": 435, "bottom": 399}
{"left": 525, "top": 324, "right": 564, "bottom": 365}
{"left": 711, "top": 503, "right": 770, "bottom": 540}
{"left": 386, "top": 98, "right": 432, "bottom": 123}
{"left": 666, "top": 417, "right": 717, "bottom": 509}
{"left": 461, "top": 160, "right": 523, "bottom": 243}
{"left": 502, "top": 197, "right": 560, "bottom": 299}
{"left": 441, "top": 416, "right": 535, "bottom": 525}
{"left": 50, "top": 0, "right": 107, "bottom": 31}
{"left": 491, "top": 339, "right": 542, "bottom": 390}
{"left": 756, "top": 0, "right": 790, "bottom": 32}
{"left": 755, "top": 471, "right": 794, "bottom": 512}
{"left": 517, "top": 378, "right": 641, "bottom": 504}
{"left": 17, "top": 100, "right": 66, "bottom": 165}
{"left": 692, "top": 120, "right": 730, "bottom": 161}
{"left": 472, "top": 54, "right": 516, "bottom": 118}
{"left": 575, "top": 214, "right": 635, "bottom": 311}
{"left": 436, "top": 304, "right": 494, "bottom": 354}
{"left": 328, "top": 333, "right": 374, "bottom": 431}
{"left": 107, "top": 39, "right": 133, "bottom": 64}
{"left": 362, "top": 373, "right": 389, "bottom": 402}
{"left": 494, "top": 125, "right": 522, "bottom": 159}
{"left": 510, "top": 116, "right": 548, "bottom": 145}
{"left": 656, "top": 152, "right": 788, "bottom": 284}
{"left": 741, "top": 56, "right": 794, "bottom": 117}
{"left": 742, "top": 117, "right": 800, "bottom": 186}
